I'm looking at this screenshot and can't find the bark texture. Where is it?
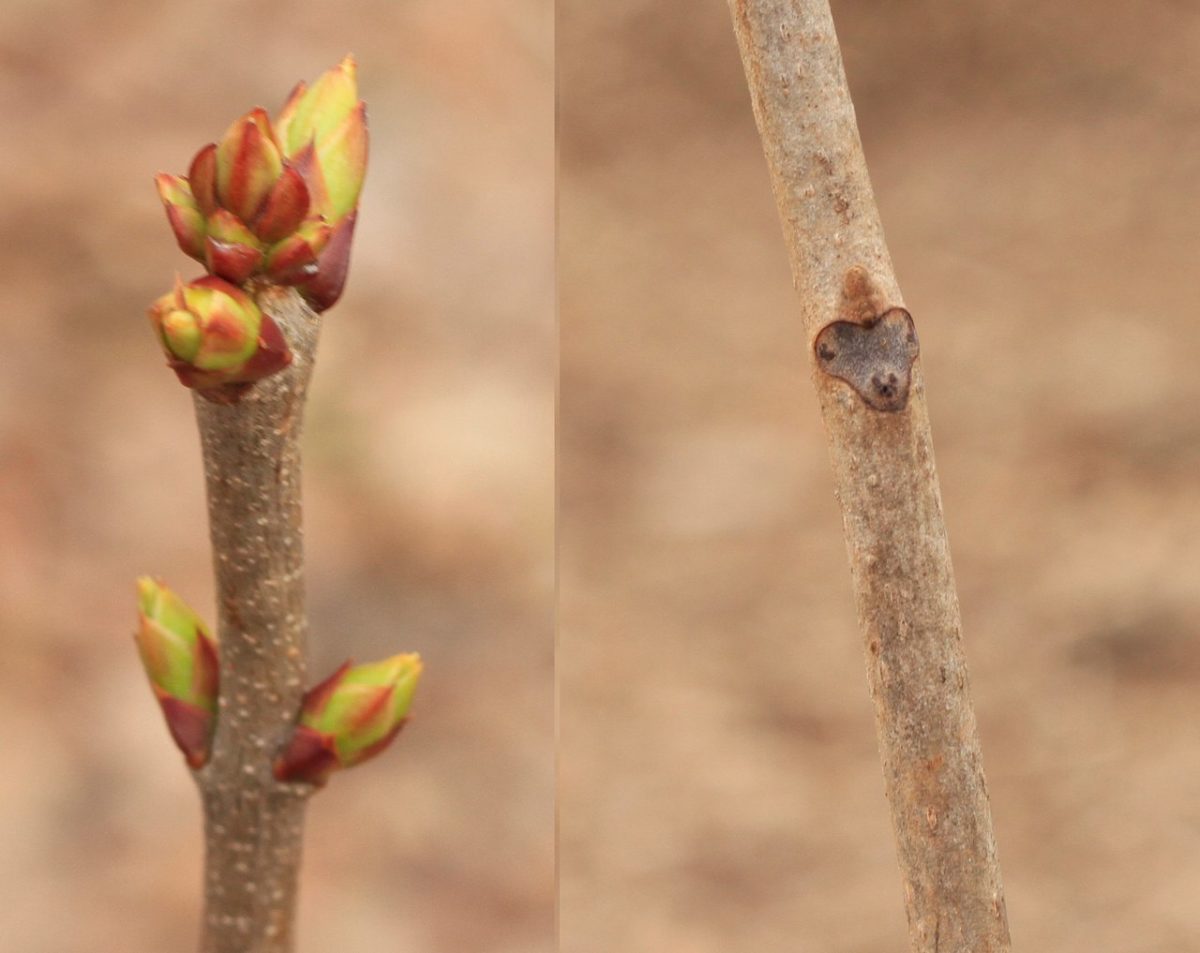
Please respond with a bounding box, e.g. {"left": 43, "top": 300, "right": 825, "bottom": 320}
{"left": 192, "top": 286, "right": 321, "bottom": 953}
{"left": 725, "top": 1, "right": 1012, "bottom": 950}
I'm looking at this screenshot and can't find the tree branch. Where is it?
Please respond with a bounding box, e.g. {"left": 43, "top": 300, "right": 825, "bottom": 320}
{"left": 724, "top": 1, "right": 1012, "bottom": 949}
{"left": 191, "top": 285, "right": 321, "bottom": 953}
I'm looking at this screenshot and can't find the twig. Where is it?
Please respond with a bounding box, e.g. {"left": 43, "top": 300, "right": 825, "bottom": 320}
{"left": 138, "top": 57, "right": 420, "bottom": 953}
{"left": 724, "top": 1, "right": 1012, "bottom": 949}
{"left": 192, "top": 285, "right": 320, "bottom": 953}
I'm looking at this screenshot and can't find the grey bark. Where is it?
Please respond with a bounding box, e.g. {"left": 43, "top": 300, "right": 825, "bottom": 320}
{"left": 191, "top": 286, "right": 320, "bottom": 953}
{"left": 724, "top": 1, "right": 1012, "bottom": 950}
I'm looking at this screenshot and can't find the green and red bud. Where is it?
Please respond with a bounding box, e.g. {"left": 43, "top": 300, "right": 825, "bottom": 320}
{"left": 154, "top": 56, "right": 367, "bottom": 311}
{"left": 272, "top": 54, "right": 368, "bottom": 311}
{"left": 135, "top": 578, "right": 219, "bottom": 769}
{"left": 274, "top": 653, "right": 421, "bottom": 785}
{"left": 154, "top": 175, "right": 206, "bottom": 261}
{"left": 263, "top": 218, "right": 332, "bottom": 284}
{"left": 276, "top": 56, "right": 367, "bottom": 221}
{"left": 159, "top": 115, "right": 327, "bottom": 288}
{"left": 214, "top": 108, "right": 283, "bottom": 224}
{"left": 148, "top": 276, "right": 291, "bottom": 399}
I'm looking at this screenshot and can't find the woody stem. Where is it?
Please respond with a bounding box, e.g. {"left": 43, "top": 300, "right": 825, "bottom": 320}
{"left": 190, "top": 286, "right": 321, "bottom": 953}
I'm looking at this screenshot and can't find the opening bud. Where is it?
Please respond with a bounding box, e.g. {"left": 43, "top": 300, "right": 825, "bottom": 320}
{"left": 274, "top": 55, "right": 369, "bottom": 311}
{"left": 156, "top": 114, "right": 317, "bottom": 288}
{"left": 153, "top": 57, "right": 368, "bottom": 312}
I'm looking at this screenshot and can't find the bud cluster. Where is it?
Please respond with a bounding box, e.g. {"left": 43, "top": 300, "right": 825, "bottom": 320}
{"left": 149, "top": 56, "right": 368, "bottom": 398}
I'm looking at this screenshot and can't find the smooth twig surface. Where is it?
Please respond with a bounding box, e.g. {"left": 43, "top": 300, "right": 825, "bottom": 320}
{"left": 725, "top": 1, "right": 1012, "bottom": 950}
{"left": 192, "top": 286, "right": 321, "bottom": 953}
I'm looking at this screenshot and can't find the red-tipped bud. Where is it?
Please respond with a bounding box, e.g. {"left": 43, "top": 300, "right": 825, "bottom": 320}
{"left": 204, "top": 240, "right": 263, "bottom": 286}
{"left": 188, "top": 144, "right": 219, "bottom": 217}
{"left": 215, "top": 108, "right": 284, "bottom": 224}
{"left": 274, "top": 653, "right": 422, "bottom": 786}
{"left": 155, "top": 174, "right": 206, "bottom": 261}
{"left": 264, "top": 218, "right": 332, "bottom": 283}
{"left": 135, "top": 578, "right": 219, "bottom": 769}
{"left": 148, "top": 276, "right": 291, "bottom": 399}
{"left": 204, "top": 209, "right": 265, "bottom": 284}
{"left": 252, "top": 164, "right": 311, "bottom": 244}
{"left": 296, "top": 212, "right": 356, "bottom": 312}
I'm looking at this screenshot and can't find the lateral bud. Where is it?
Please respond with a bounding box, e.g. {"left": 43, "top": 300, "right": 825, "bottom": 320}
{"left": 274, "top": 653, "right": 422, "bottom": 786}
{"left": 134, "top": 578, "right": 219, "bottom": 769}
{"left": 147, "top": 275, "right": 292, "bottom": 402}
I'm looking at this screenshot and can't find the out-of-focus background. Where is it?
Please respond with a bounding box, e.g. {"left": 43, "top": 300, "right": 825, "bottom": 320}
{"left": 560, "top": 2, "right": 1200, "bottom": 951}
{"left": 0, "top": 2, "right": 552, "bottom": 951}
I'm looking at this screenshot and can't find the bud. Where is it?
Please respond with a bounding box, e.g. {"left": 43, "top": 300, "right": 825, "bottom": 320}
{"left": 135, "top": 578, "right": 219, "bottom": 769}
{"left": 215, "top": 108, "right": 284, "bottom": 224}
{"left": 156, "top": 111, "right": 329, "bottom": 287}
{"left": 274, "top": 653, "right": 421, "bottom": 785}
{"left": 154, "top": 57, "right": 366, "bottom": 311}
{"left": 155, "top": 174, "right": 206, "bottom": 261}
{"left": 274, "top": 55, "right": 368, "bottom": 311}
{"left": 148, "top": 276, "right": 291, "bottom": 399}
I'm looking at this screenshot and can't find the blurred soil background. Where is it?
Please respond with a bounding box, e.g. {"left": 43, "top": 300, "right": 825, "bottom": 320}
{"left": 559, "top": 2, "right": 1200, "bottom": 951}
{"left": 0, "top": 1, "right": 553, "bottom": 951}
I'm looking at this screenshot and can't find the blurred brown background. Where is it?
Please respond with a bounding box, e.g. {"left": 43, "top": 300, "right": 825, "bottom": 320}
{"left": 0, "top": 1, "right": 552, "bottom": 951}
{"left": 559, "top": 2, "right": 1200, "bottom": 951}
